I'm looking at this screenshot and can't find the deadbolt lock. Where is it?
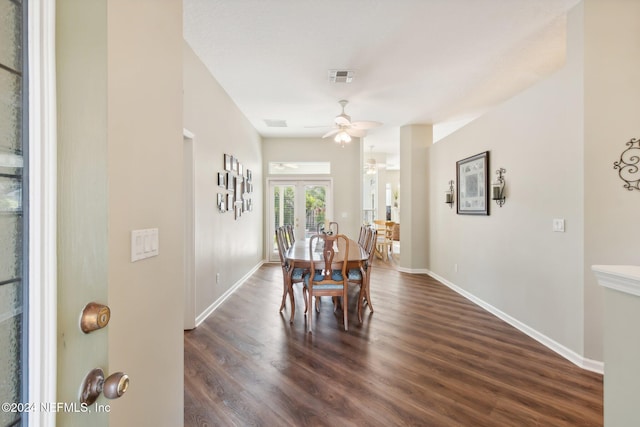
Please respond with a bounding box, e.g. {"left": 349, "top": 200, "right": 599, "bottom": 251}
{"left": 80, "top": 302, "right": 111, "bottom": 333}
{"left": 80, "top": 368, "right": 130, "bottom": 406}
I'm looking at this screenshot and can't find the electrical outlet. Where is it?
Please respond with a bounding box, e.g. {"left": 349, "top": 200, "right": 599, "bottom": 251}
{"left": 454, "top": 264, "right": 458, "bottom": 273}
{"left": 216, "top": 273, "right": 220, "bottom": 284}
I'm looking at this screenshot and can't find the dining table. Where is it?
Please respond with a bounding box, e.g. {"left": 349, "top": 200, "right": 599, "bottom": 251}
{"left": 283, "top": 235, "right": 369, "bottom": 323}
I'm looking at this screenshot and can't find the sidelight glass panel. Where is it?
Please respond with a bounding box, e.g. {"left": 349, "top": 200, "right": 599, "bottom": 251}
{"left": 0, "top": 0, "right": 25, "bottom": 425}
{"left": 0, "top": 215, "right": 22, "bottom": 281}
{"left": 0, "top": 310, "right": 22, "bottom": 427}
{"left": 0, "top": 69, "right": 22, "bottom": 155}
{"left": 0, "top": 0, "right": 22, "bottom": 72}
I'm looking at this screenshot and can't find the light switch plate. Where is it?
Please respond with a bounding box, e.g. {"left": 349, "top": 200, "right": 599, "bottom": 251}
{"left": 131, "top": 228, "right": 159, "bottom": 262}
{"left": 553, "top": 218, "right": 565, "bottom": 232}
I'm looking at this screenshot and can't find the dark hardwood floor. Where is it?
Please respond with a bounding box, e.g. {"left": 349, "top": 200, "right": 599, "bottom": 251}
{"left": 184, "top": 258, "right": 603, "bottom": 426}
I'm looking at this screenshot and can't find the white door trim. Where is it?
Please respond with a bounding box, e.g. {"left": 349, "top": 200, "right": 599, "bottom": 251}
{"left": 28, "top": 1, "right": 58, "bottom": 425}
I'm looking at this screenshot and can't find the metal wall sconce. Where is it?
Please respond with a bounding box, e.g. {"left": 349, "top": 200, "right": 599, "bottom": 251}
{"left": 445, "top": 180, "right": 455, "bottom": 208}
{"left": 492, "top": 168, "right": 506, "bottom": 207}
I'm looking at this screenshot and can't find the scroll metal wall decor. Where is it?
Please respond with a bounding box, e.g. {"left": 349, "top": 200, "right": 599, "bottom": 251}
{"left": 613, "top": 138, "right": 640, "bottom": 191}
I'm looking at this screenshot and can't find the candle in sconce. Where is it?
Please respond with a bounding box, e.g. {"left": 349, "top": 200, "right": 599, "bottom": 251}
{"left": 445, "top": 192, "right": 453, "bottom": 204}
{"left": 492, "top": 185, "right": 502, "bottom": 200}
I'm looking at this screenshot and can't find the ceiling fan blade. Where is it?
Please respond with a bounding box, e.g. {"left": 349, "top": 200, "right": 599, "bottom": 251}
{"left": 334, "top": 115, "right": 351, "bottom": 126}
{"left": 322, "top": 129, "right": 340, "bottom": 138}
{"left": 346, "top": 128, "right": 367, "bottom": 138}
{"left": 350, "top": 120, "right": 382, "bottom": 130}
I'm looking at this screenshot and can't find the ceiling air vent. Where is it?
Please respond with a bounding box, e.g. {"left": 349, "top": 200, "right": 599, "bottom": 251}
{"left": 264, "top": 119, "right": 288, "bottom": 128}
{"left": 328, "top": 70, "right": 354, "bottom": 83}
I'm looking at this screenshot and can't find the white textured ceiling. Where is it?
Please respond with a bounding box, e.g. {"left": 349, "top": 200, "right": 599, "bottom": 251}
{"left": 184, "top": 0, "right": 579, "bottom": 168}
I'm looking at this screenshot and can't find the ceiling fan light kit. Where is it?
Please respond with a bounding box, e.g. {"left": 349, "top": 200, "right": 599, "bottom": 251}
{"left": 322, "top": 100, "right": 382, "bottom": 147}
{"left": 334, "top": 130, "right": 352, "bottom": 147}
{"left": 365, "top": 158, "right": 377, "bottom": 175}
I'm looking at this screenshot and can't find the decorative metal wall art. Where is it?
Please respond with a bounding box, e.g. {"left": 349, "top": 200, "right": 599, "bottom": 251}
{"left": 613, "top": 138, "right": 640, "bottom": 191}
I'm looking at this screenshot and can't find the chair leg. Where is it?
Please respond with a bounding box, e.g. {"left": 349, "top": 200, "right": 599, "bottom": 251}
{"left": 307, "top": 290, "right": 313, "bottom": 333}
{"left": 343, "top": 291, "right": 348, "bottom": 331}
{"left": 303, "top": 286, "right": 308, "bottom": 313}
{"left": 288, "top": 283, "right": 295, "bottom": 323}
{"left": 365, "top": 281, "right": 374, "bottom": 313}
{"left": 332, "top": 296, "right": 339, "bottom": 312}
{"left": 279, "top": 276, "right": 288, "bottom": 312}
{"left": 357, "top": 286, "right": 365, "bottom": 323}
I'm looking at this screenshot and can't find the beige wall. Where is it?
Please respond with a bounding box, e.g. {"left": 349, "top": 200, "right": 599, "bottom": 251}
{"left": 427, "top": 0, "right": 640, "bottom": 367}
{"left": 583, "top": 0, "right": 640, "bottom": 361}
{"left": 428, "top": 5, "right": 587, "bottom": 360}
{"left": 262, "top": 137, "right": 362, "bottom": 240}
{"left": 106, "top": 1, "right": 184, "bottom": 425}
{"left": 57, "top": 0, "right": 184, "bottom": 426}
{"left": 183, "top": 43, "right": 264, "bottom": 320}
{"left": 583, "top": 0, "right": 640, "bottom": 423}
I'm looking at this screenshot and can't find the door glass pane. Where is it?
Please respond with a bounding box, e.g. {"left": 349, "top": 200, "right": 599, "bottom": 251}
{"left": 272, "top": 185, "right": 295, "bottom": 253}
{"left": 0, "top": 281, "right": 22, "bottom": 427}
{"left": 0, "top": 0, "right": 25, "bottom": 425}
{"left": 304, "top": 185, "right": 327, "bottom": 238}
{"left": 0, "top": 69, "right": 22, "bottom": 154}
{"left": 0, "top": 0, "right": 22, "bottom": 71}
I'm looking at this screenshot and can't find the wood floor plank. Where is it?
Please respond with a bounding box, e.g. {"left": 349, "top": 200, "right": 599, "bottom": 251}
{"left": 185, "top": 261, "right": 603, "bottom": 426}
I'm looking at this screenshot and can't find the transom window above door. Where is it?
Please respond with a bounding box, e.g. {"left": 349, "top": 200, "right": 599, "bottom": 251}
{"left": 269, "top": 162, "right": 330, "bottom": 175}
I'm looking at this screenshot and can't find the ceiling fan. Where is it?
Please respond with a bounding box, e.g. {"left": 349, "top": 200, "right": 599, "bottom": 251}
{"left": 364, "top": 146, "right": 387, "bottom": 174}
{"left": 322, "top": 100, "right": 382, "bottom": 146}
{"left": 272, "top": 162, "right": 298, "bottom": 170}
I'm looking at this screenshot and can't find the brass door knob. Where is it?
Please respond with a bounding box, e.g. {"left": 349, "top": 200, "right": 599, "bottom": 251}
{"left": 103, "top": 372, "right": 129, "bottom": 399}
{"left": 80, "top": 368, "right": 130, "bottom": 406}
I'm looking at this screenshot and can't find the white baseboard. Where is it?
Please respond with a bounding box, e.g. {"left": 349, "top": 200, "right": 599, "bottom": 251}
{"left": 425, "top": 270, "right": 604, "bottom": 375}
{"left": 396, "top": 266, "right": 431, "bottom": 275}
{"left": 195, "top": 261, "right": 264, "bottom": 327}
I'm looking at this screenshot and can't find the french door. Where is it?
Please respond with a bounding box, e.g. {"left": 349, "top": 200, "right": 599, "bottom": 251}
{"left": 267, "top": 179, "right": 332, "bottom": 262}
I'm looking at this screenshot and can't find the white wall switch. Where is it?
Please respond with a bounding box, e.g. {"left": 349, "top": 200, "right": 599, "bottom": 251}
{"left": 131, "top": 228, "right": 159, "bottom": 262}
{"left": 553, "top": 218, "right": 565, "bottom": 232}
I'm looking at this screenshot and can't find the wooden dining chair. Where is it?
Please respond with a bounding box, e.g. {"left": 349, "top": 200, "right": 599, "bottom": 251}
{"left": 284, "top": 224, "right": 295, "bottom": 245}
{"left": 303, "top": 233, "right": 349, "bottom": 333}
{"left": 276, "top": 226, "right": 305, "bottom": 322}
{"left": 373, "top": 220, "right": 394, "bottom": 261}
{"left": 348, "top": 227, "right": 377, "bottom": 323}
{"left": 357, "top": 225, "right": 368, "bottom": 246}
{"left": 329, "top": 221, "right": 339, "bottom": 235}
